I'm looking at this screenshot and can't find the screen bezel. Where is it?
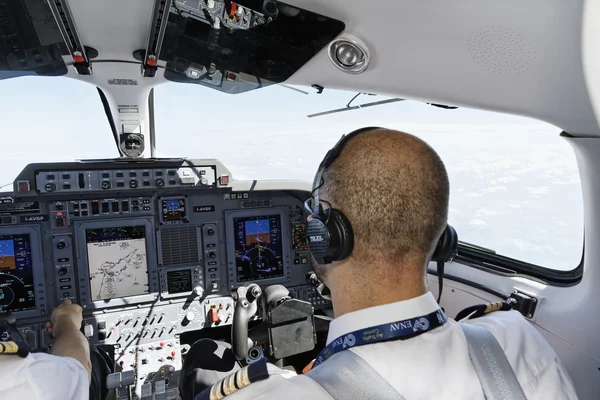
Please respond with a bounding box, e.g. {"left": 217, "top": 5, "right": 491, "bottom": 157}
{"left": 0, "top": 226, "right": 46, "bottom": 318}
{"left": 225, "top": 208, "right": 291, "bottom": 289}
{"left": 74, "top": 217, "right": 159, "bottom": 309}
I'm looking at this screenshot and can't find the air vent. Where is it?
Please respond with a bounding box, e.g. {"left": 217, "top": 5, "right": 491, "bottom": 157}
{"left": 160, "top": 226, "right": 200, "bottom": 266}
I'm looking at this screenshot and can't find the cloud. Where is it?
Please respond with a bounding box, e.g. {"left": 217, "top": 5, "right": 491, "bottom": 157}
{"left": 526, "top": 186, "right": 550, "bottom": 195}
{"left": 483, "top": 186, "right": 507, "bottom": 193}
{"left": 496, "top": 176, "right": 518, "bottom": 183}
{"left": 476, "top": 209, "right": 497, "bottom": 217}
{"left": 470, "top": 219, "right": 488, "bottom": 226}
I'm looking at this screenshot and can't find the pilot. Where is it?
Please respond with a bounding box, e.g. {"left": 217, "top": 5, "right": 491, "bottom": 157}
{"left": 184, "top": 128, "right": 579, "bottom": 399}
{"left": 0, "top": 299, "right": 111, "bottom": 400}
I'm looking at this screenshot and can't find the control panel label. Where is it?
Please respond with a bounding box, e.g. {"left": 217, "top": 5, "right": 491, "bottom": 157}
{"left": 20, "top": 215, "right": 49, "bottom": 223}
{"left": 0, "top": 201, "right": 40, "bottom": 216}
{"left": 193, "top": 205, "right": 215, "bottom": 213}
{"left": 0, "top": 197, "right": 14, "bottom": 204}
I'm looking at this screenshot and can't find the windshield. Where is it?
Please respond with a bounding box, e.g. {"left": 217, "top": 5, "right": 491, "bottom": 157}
{"left": 0, "top": 76, "right": 119, "bottom": 189}
{"left": 155, "top": 83, "right": 584, "bottom": 271}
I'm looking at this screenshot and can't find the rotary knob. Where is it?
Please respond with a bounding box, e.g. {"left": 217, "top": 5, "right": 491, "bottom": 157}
{"left": 155, "top": 178, "right": 165, "bottom": 188}
{"left": 193, "top": 286, "right": 204, "bottom": 297}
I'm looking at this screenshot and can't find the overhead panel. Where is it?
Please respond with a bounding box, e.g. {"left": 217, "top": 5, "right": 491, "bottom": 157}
{"left": 157, "top": 0, "right": 345, "bottom": 94}
{"left": 0, "top": 0, "right": 68, "bottom": 80}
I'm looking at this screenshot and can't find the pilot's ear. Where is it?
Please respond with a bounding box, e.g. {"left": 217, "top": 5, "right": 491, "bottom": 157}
{"left": 307, "top": 215, "right": 313, "bottom": 222}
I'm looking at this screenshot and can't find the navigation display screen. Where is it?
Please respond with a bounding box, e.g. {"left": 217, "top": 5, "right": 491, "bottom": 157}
{"left": 167, "top": 270, "right": 192, "bottom": 294}
{"left": 0, "top": 234, "right": 35, "bottom": 313}
{"left": 161, "top": 199, "right": 186, "bottom": 222}
{"left": 234, "top": 215, "right": 284, "bottom": 282}
{"left": 86, "top": 226, "right": 149, "bottom": 301}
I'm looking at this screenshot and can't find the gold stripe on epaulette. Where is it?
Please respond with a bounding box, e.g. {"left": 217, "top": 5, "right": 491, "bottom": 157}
{"left": 0, "top": 342, "right": 19, "bottom": 354}
{"left": 210, "top": 365, "right": 252, "bottom": 399}
{"left": 224, "top": 372, "right": 237, "bottom": 395}
{"left": 484, "top": 302, "right": 504, "bottom": 313}
{"left": 239, "top": 365, "right": 251, "bottom": 387}
{"left": 210, "top": 378, "right": 225, "bottom": 400}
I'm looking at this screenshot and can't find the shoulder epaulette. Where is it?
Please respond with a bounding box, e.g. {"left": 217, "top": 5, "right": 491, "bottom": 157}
{"left": 195, "top": 358, "right": 270, "bottom": 400}
{"left": 455, "top": 301, "right": 512, "bottom": 322}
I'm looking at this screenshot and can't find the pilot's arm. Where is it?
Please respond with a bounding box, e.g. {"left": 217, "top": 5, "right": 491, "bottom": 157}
{"left": 0, "top": 299, "right": 91, "bottom": 400}
{"left": 47, "top": 299, "right": 92, "bottom": 381}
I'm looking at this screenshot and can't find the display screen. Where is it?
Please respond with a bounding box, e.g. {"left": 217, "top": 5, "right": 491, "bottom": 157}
{"left": 167, "top": 270, "right": 193, "bottom": 294}
{"left": 0, "top": 234, "right": 36, "bottom": 313}
{"left": 293, "top": 224, "right": 308, "bottom": 250}
{"left": 234, "top": 215, "right": 284, "bottom": 282}
{"left": 162, "top": 199, "right": 186, "bottom": 222}
{"left": 86, "top": 226, "right": 149, "bottom": 301}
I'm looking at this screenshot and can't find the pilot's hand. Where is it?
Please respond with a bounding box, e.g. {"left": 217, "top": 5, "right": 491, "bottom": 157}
{"left": 47, "top": 299, "right": 83, "bottom": 338}
{"left": 302, "top": 359, "right": 315, "bottom": 374}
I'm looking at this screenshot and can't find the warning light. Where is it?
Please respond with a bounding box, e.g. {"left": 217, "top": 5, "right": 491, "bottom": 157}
{"left": 17, "top": 181, "right": 29, "bottom": 192}
{"left": 219, "top": 175, "right": 230, "bottom": 185}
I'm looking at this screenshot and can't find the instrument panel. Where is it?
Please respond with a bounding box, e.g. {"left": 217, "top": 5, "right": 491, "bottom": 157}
{"left": 0, "top": 159, "right": 325, "bottom": 398}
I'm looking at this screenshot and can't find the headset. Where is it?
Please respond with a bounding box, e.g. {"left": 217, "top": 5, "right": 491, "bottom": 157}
{"left": 303, "top": 127, "right": 458, "bottom": 301}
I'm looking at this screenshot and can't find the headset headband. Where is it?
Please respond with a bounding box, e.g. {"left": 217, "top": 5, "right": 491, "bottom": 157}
{"left": 311, "top": 127, "right": 383, "bottom": 214}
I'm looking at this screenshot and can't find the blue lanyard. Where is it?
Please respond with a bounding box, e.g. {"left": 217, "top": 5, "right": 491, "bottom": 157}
{"left": 312, "top": 309, "right": 447, "bottom": 368}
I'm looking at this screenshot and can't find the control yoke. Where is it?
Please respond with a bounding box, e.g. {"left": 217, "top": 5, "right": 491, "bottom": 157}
{"left": 231, "top": 284, "right": 318, "bottom": 361}
{"left": 232, "top": 284, "right": 262, "bottom": 361}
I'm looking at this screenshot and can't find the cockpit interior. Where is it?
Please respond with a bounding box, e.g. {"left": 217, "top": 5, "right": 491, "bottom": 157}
{"left": 1, "top": 0, "right": 600, "bottom": 399}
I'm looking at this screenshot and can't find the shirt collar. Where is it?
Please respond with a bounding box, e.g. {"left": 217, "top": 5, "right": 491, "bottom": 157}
{"left": 326, "top": 291, "right": 440, "bottom": 345}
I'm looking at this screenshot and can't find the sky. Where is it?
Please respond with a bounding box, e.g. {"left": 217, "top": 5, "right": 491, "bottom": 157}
{"left": 0, "top": 76, "right": 584, "bottom": 271}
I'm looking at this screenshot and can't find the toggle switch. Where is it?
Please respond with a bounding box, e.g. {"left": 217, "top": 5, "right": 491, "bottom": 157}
{"left": 210, "top": 305, "right": 220, "bottom": 323}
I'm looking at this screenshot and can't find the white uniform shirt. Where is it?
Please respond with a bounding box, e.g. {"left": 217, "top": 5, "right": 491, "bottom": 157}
{"left": 226, "top": 292, "right": 578, "bottom": 399}
{"left": 0, "top": 352, "right": 89, "bottom": 400}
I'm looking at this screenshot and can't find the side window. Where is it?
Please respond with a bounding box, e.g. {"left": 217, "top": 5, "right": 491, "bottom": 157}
{"left": 424, "top": 127, "right": 583, "bottom": 271}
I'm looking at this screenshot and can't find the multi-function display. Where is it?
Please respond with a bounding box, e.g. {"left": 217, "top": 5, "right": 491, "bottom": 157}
{"left": 0, "top": 234, "right": 35, "bottom": 313}
{"left": 86, "top": 226, "right": 150, "bottom": 300}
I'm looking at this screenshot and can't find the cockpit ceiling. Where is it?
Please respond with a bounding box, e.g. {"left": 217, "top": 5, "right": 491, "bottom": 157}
{"left": 2, "top": 0, "right": 599, "bottom": 136}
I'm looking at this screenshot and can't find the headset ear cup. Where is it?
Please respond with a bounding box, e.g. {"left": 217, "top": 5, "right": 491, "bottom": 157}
{"left": 326, "top": 209, "right": 354, "bottom": 261}
{"left": 431, "top": 225, "right": 458, "bottom": 262}
{"left": 306, "top": 217, "right": 330, "bottom": 262}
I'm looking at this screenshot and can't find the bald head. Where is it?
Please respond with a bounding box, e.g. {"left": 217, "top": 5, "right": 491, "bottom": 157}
{"left": 319, "top": 128, "right": 449, "bottom": 271}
